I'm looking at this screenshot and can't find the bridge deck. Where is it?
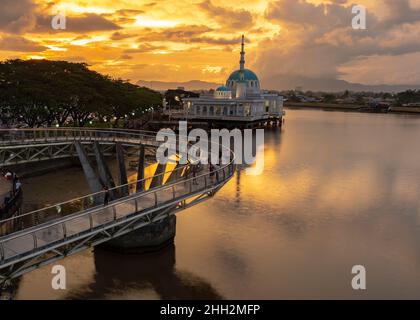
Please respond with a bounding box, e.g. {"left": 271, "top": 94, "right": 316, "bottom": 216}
{"left": 3, "top": 183, "right": 175, "bottom": 256}
{"left": 0, "top": 128, "right": 235, "bottom": 281}
{"left": 0, "top": 167, "right": 226, "bottom": 263}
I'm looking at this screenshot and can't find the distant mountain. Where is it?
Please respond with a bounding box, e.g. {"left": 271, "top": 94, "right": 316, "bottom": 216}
{"left": 136, "top": 80, "right": 220, "bottom": 91}
{"left": 263, "top": 75, "right": 420, "bottom": 93}
{"left": 137, "top": 76, "right": 420, "bottom": 93}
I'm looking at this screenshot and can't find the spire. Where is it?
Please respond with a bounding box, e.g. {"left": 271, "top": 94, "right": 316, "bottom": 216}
{"left": 239, "top": 34, "right": 245, "bottom": 70}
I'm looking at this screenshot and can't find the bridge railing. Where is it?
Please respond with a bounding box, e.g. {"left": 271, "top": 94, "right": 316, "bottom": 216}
{"left": 0, "top": 128, "right": 235, "bottom": 241}
{"left": 0, "top": 162, "right": 191, "bottom": 235}
{"left": 0, "top": 127, "right": 231, "bottom": 233}
{"left": 0, "top": 160, "right": 235, "bottom": 265}
{"left": 0, "top": 128, "right": 160, "bottom": 147}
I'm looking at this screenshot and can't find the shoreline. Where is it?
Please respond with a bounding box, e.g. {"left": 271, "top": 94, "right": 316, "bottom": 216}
{"left": 284, "top": 102, "right": 420, "bottom": 115}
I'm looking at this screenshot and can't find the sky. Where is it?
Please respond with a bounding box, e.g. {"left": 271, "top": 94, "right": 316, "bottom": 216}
{"left": 0, "top": 0, "right": 420, "bottom": 88}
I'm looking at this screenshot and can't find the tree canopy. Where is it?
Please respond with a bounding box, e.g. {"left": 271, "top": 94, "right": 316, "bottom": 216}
{"left": 396, "top": 90, "right": 420, "bottom": 105}
{"left": 0, "top": 59, "right": 162, "bottom": 127}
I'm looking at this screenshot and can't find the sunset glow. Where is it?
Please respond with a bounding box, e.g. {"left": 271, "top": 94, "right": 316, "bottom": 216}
{"left": 1, "top": 0, "right": 420, "bottom": 87}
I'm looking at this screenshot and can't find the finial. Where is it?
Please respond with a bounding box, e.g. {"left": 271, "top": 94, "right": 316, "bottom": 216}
{"left": 240, "top": 34, "right": 245, "bottom": 70}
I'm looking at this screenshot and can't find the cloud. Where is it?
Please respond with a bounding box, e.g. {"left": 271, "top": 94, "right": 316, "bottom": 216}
{"left": 0, "top": 0, "right": 121, "bottom": 35}
{"left": 119, "top": 54, "right": 133, "bottom": 60}
{"left": 102, "top": 9, "right": 144, "bottom": 25}
{"left": 33, "top": 13, "right": 122, "bottom": 33}
{"left": 135, "top": 24, "right": 240, "bottom": 45}
{"left": 0, "top": 35, "right": 46, "bottom": 52}
{"left": 123, "top": 43, "right": 167, "bottom": 54}
{"left": 136, "top": 25, "right": 213, "bottom": 42}
{"left": 0, "top": 0, "right": 37, "bottom": 34}
{"left": 339, "top": 52, "right": 420, "bottom": 85}
{"left": 110, "top": 32, "right": 137, "bottom": 41}
{"left": 189, "top": 36, "right": 241, "bottom": 45}
{"left": 254, "top": 0, "right": 420, "bottom": 85}
{"left": 1, "top": 0, "right": 419, "bottom": 87}
{"left": 198, "top": 0, "right": 254, "bottom": 29}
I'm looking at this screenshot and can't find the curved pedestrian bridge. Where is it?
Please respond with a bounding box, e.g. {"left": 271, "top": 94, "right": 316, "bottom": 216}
{"left": 0, "top": 128, "right": 235, "bottom": 283}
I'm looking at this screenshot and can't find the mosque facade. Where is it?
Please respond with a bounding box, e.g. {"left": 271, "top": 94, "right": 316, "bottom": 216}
{"left": 182, "top": 35, "right": 284, "bottom": 123}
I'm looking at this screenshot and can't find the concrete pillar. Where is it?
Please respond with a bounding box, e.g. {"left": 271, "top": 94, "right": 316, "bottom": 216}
{"left": 150, "top": 163, "right": 166, "bottom": 189}
{"left": 165, "top": 161, "right": 181, "bottom": 184}
{"left": 136, "top": 144, "right": 145, "bottom": 193}
{"left": 100, "top": 215, "right": 176, "bottom": 253}
{"left": 93, "top": 142, "right": 116, "bottom": 195}
{"left": 115, "top": 142, "right": 129, "bottom": 197}
{"left": 74, "top": 141, "right": 103, "bottom": 202}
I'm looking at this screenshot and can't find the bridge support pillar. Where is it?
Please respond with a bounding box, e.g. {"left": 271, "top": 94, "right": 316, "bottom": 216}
{"left": 93, "top": 142, "right": 116, "bottom": 197}
{"left": 136, "top": 144, "right": 145, "bottom": 192}
{"left": 116, "top": 142, "right": 129, "bottom": 197}
{"left": 100, "top": 215, "right": 177, "bottom": 253}
{"left": 75, "top": 141, "right": 103, "bottom": 203}
{"left": 150, "top": 163, "right": 166, "bottom": 189}
{"left": 166, "top": 161, "right": 182, "bottom": 183}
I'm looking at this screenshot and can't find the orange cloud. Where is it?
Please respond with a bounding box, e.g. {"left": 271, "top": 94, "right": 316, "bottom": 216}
{"left": 0, "top": 0, "right": 419, "bottom": 89}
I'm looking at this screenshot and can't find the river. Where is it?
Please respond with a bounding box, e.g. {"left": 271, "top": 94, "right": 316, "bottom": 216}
{"left": 13, "top": 108, "right": 420, "bottom": 299}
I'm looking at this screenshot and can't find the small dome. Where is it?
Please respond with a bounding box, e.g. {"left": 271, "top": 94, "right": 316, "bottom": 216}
{"left": 227, "top": 69, "right": 259, "bottom": 82}
{"left": 216, "top": 86, "right": 230, "bottom": 92}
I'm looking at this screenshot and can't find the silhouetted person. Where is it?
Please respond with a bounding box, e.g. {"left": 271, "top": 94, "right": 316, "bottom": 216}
{"left": 16, "top": 179, "right": 22, "bottom": 191}
{"left": 209, "top": 164, "right": 215, "bottom": 182}
{"left": 192, "top": 165, "right": 198, "bottom": 185}
{"left": 12, "top": 173, "right": 18, "bottom": 195}
{"left": 4, "top": 190, "right": 13, "bottom": 206}
{"left": 103, "top": 186, "right": 110, "bottom": 206}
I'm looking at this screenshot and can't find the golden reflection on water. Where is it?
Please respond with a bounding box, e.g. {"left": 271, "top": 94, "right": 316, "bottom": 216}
{"left": 127, "top": 156, "right": 179, "bottom": 190}
{"left": 12, "top": 109, "right": 420, "bottom": 299}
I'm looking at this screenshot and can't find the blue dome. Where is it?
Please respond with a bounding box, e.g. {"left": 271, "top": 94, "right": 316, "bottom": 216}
{"left": 227, "top": 69, "right": 259, "bottom": 82}
{"left": 216, "top": 86, "right": 230, "bottom": 92}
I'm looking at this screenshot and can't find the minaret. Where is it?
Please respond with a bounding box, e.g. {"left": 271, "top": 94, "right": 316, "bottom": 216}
{"left": 239, "top": 34, "right": 245, "bottom": 71}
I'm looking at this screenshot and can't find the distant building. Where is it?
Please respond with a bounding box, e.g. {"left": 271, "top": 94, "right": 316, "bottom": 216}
{"left": 170, "top": 35, "right": 284, "bottom": 124}
{"left": 164, "top": 88, "right": 199, "bottom": 111}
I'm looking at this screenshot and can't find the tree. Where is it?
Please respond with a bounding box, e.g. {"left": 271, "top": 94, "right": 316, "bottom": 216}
{"left": 0, "top": 59, "right": 162, "bottom": 127}
{"left": 396, "top": 90, "right": 420, "bottom": 105}
{"left": 323, "top": 93, "right": 337, "bottom": 103}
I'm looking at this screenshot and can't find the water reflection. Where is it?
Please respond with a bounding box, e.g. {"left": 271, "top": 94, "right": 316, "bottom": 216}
{"left": 66, "top": 244, "right": 223, "bottom": 300}
{"left": 14, "top": 109, "right": 420, "bottom": 299}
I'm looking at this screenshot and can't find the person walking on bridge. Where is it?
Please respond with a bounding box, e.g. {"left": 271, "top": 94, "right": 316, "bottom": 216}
{"left": 192, "top": 164, "right": 199, "bottom": 185}
{"left": 209, "top": 164, "right": 215, "bottom": 182}
{"left": 103, "top": 186, "right": 110, "bottom": 207}
{"left": 12, "top": 173, "right": 18, "bottom": 196}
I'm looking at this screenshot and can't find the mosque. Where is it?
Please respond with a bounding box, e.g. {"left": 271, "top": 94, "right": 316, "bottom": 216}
{"left": 180, "top": 35, "right": 284, "bottom": 126}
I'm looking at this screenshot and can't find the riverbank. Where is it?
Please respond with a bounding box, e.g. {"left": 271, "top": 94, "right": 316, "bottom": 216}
{"left": 284, "top": 102, "right": 420, "bottom": 114}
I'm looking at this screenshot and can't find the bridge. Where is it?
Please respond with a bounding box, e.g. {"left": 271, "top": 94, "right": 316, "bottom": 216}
{"left": 0, "top": 128, "right": 235, "bottom": 284}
